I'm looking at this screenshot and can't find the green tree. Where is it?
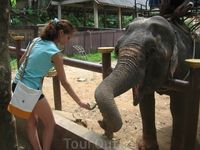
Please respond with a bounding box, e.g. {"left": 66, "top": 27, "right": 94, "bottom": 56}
{"left": 9, "top": 0, "right": 133, "bottom": 28}
{"left": 0, "top": 0, "right": 18, "bottom": 149}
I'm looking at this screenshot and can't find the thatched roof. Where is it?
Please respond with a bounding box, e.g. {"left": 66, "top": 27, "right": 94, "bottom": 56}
{"left": 95, "top": 0, "right": 148, "bottom": 9}
{"left": 49, "top": 0, "right": 149, "bottom": 16}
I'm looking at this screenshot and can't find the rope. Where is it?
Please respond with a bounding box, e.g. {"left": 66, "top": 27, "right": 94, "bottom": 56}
{"left": 172, "top": 19, "right": 197, "bottom": 81}
{"left": 183, "top": 38, "right": 196, "bottom": 81}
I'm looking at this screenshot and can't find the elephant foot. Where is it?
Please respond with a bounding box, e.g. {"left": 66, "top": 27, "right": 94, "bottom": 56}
{"left": 138, "top": 139, "right": 159, "bottom": 150}
{"left": 98, "top": 120, "right": 113, "bottom": 139}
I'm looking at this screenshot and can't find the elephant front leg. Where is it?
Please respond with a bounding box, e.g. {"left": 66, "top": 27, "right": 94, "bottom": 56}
{"left": 138, "top": 93, "right": 159, "bottom": 150}
{"left": 170, "top": 92, "right": 187, "bottom": 150}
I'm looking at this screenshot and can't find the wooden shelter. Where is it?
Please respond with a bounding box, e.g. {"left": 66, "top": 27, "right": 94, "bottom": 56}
{"left": 49, "top": 0, "right": 148, "bottom": 29}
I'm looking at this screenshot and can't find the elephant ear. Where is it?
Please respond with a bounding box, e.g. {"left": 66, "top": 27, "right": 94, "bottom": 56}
{"left": 169, "top": 36, "right": 178, "bottom": 78}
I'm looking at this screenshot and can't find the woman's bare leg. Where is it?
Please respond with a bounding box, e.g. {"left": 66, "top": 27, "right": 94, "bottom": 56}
{"left": 27, "top": 112, "right": 42, "bottom": 150}
{"left": 27, "top": 97, "right": 56, "bottom": 150}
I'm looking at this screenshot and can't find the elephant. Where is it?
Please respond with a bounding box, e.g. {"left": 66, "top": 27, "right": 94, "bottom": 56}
{"left": 94, "top": 16, "right": 200, "bottom": 150}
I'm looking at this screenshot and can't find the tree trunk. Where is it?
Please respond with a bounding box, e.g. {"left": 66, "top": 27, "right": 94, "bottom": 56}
{"left": 0, "top": 0, "right": 18, "bottom": 149}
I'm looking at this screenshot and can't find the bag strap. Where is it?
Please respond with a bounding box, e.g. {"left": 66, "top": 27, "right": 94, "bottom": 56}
{"left": 20, "top": 38, "right": 40, "bottom": 79}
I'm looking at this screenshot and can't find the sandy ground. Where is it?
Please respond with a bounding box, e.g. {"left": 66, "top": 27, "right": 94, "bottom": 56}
{"left": 14, "top": 61, "right": 200, "bottom": 150}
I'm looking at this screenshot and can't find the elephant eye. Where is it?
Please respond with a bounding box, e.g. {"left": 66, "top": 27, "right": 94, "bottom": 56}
{"left": 146, "top": 48, "right": 156, "bottom": 62}
{"left": 149, "top": 48, "right": 156, "bottom": 53}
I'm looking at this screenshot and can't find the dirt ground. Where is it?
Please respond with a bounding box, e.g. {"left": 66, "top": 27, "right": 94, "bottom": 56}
{"left": 14, "top": 61, "right": 200, "bottom": 150}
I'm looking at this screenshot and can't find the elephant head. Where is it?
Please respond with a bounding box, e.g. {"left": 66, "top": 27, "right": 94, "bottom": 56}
{"left": 95, "top": 16, "right": 178, "bottom": 138}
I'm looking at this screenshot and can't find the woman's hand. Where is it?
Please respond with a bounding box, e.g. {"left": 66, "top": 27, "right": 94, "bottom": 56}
{"left": 77, "top": 101, "right": 90, "bottom": 110}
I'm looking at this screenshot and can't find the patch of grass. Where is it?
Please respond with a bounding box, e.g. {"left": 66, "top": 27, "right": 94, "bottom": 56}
{"left": 10, "top": 59, "right": 18, "bottom": 70}
{"left": 68, "top": 52, "right": 118, "bottom": 62}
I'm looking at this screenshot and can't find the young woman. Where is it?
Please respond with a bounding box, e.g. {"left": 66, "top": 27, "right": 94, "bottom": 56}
{"left": 12, "top": 18, "right": 90, "bottom": 150}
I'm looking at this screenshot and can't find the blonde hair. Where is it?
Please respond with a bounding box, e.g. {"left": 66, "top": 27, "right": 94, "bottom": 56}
{"left": 40, "top": 19, "right": 76, "bottom": 41}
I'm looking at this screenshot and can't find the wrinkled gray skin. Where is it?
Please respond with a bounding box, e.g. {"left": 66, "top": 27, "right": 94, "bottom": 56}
{"left": 95, "top": 16, "right": 200, "bottom": 150}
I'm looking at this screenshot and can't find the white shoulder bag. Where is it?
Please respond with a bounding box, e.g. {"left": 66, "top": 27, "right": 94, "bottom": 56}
{"left": 7, "top": 38, "right": 41, "bottom": 119}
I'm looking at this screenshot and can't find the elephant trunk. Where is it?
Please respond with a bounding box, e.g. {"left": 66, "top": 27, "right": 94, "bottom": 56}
{"left": 95, "top": 47, "right": 145, "bottom": 138}
{"left": 95, "top": 84, "right": 121, "bottom": 138}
